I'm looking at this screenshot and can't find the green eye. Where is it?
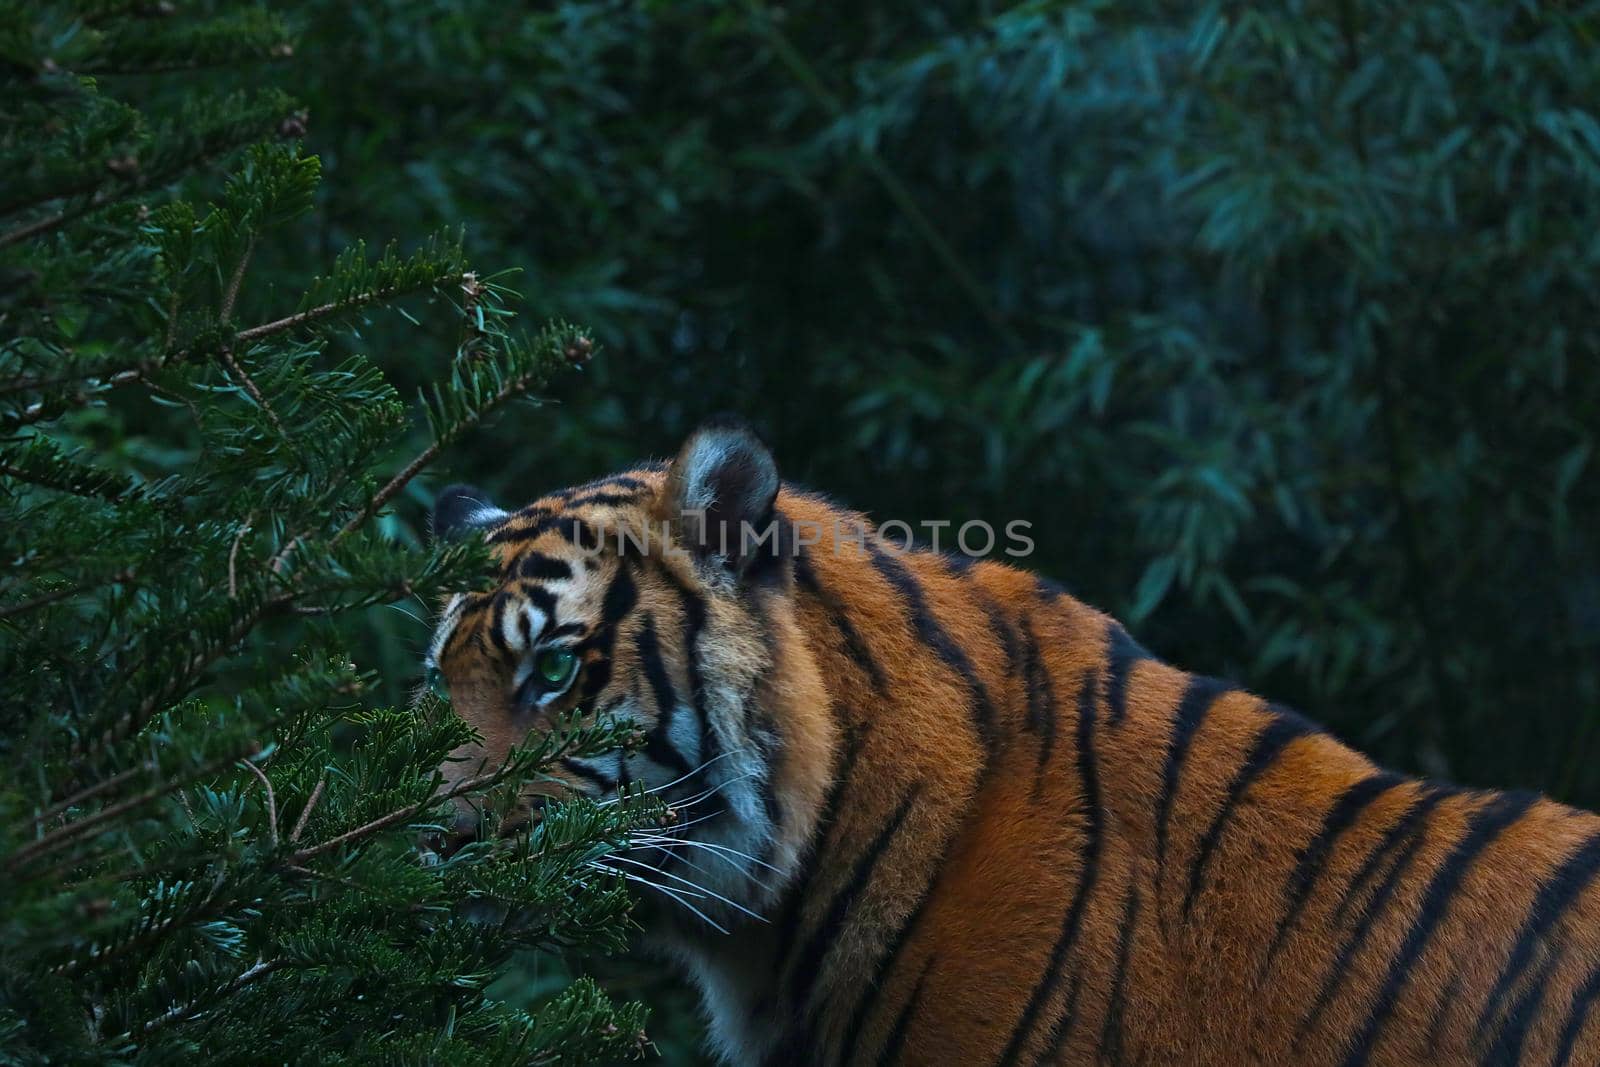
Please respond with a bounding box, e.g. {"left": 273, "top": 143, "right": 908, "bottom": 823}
{"left": 535, "top": 647, "right": 579, "bottom": 688}
{"left": 425, "top": 666, "right": 449, "bottom": 701}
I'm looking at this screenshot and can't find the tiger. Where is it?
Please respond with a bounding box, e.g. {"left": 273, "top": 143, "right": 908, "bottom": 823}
{"left": 423, "top": 416, "right": 1600, "bottom": 1067}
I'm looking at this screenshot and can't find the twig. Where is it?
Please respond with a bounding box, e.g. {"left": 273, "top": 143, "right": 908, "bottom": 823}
{"left": 285, "top": 722, "right": 618, "bottom": 866}
{"left": 267, "top": 532, "right": 307, "bottom": 576}
{"left": 35, "top": 760, "right": 155, "bottom": 826}
{"left": 220, "top": 347, "right": 284, "bottom": 435}
{"left": 227, "top": 514, "right": 256, "bottom": 599}
{"left": 288, "top": 765, "right": 510, "bottom": 864}
{"left": 136, "top": 958, "right": 281, "bottom": 1037}
{"left": 234, "top": 275, "right": 464, "bottom": 345}
{"left": 278, "top": 862, "right": 367, "bottom": 892}
{"left": 288, "top": 777, "right": 325, "bottom": 843}
{"left": 239, "top": 758, "right": 278, "bottom": 847}
{"left": 219, "top": 237, "right": 255, "bottom": 326}
{"left": 0, "top": 205, "right": 92, "bottom": 251}
{"left": 7, "top": 746, "right": 269, "bottom": 873}
{"left": 72, "top": 593, "right": 288, "bottom": 767}
{"left": 331, "top": 363, "right": 548, "bottom": 542}
{"left": 0, "top": 568, "right": 134, "bottom": 621}
{"left": 1, "top": 274, "right": 461, "bottom": 398}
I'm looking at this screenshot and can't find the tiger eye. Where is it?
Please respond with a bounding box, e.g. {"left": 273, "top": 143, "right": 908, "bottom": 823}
{"left": 536, "top": 647, "right": 579, "bottom": 687}
{"left": 425, "top": 666, "right": 449, "bottom": 701}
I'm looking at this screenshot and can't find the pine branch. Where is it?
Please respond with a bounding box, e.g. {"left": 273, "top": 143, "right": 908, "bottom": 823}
{"left": 287, "top": 717, "right": 628, "bottom": 866}
{"left": 233, "top": 285, "right": 453, "bottom": 345}
{"left": 333, "top": 356, "right": 547, "bottom": 541}
{"left": 0, "top": 568, "right": 133, "bottom": 620}
{"left": 134, "top": 959, "right": 283, "bottom": 1038}
{"left": 7, "top": 743, "right": 270, "bottom": 874}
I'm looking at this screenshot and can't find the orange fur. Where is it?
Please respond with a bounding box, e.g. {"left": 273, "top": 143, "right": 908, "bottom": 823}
{"left": 427, "top": 424, "right": 1600, "bottom": 1067}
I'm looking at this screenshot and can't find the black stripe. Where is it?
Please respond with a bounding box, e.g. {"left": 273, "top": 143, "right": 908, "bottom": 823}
{"left": 636, "top": 614, "right": 693, "bottom": 776}
{"left": 1104, "top": 623, "right": 1150, "bottom": 727}
{"left": 1475, "top": 831, "right": 1600, "bottom": 1045}
{"left": 1427, "top": 972, "right": 1461, "bottom": 1050}
{"left": 1553, "top": 958, "right": 1600, "bottom": 1067}
{"left": 768, "top": 722, "right": 868, "bottom": 982}
{"left": 577, "top": 657, "right": 612, "bottom": 702}
{"left": 1298, "top": 787, "right": 1449, "bottom": 1045}
{"left": 995, "top": 664, "right": 1103, "bottom": 1067}
{"left": 1035, "top": 971, "right": 1086, "bottom": 1065}
{"left": 452, "top": 592, "right": 493, "bottom": 623}
{"left": 652, "top": 563, "right": 722, "bottom": 818}
{"left": 546, "top": 621, "right": 587, "bottom": 641}
{"left": 568, "top": 561, "right": 639, "bottom": 702}
{"left": 1019, "top": 616, "right": 1058, "bottom": 793}
{"left": 787, "top": 789, "right": 921, "bottom": 1014}
{"left": 560, "top": 756, "right": 617, "bottom": 791}
{"left": 519, "top": 582, "right": 558, "bottom": 625}
{"left": 940, "top": 551, "right": 978, "bottom": 574}
{"left": 1036, "top": 577, "right": 1068, "bottom": 601}
{"left": 793, "top": 550, "right": 888, "bottom": 693}
{"left": 517, "top": 552, "right": 573, "bottom": 581}
{"left": 566, "top": 490, "right": 642, "bottom": 509}
{"left": 867, "top": 542, "right": 996, "bottom": 744}
{"left": 488, "top": 514, "right": 593, "bottom": 546}
{"left": 1154, "top": 676, "right": 1233, "bottom": 899}
{"left": 486, "top": 518, "right": 556, "bottom": 547}
{"left": 1099, "top": 886, "right": 1141, "bottom": 1065}
{"left": 1484, "top": 944, "right": 1564, "bottom": 1067}
{"left": 516, "top": 600, "right": 535, "bottom": 649}
{"left": 599, "top": 562, "right": 638, "bottom": 631}
{"left": 834, "top": 872, "right": 938, "bottom": 1066}
{"left": 488, "top": 591, "right": 513, "bottom": 656}
{"left": 1330, "top": 784, "right": 1448, "bottom": 929}
{"left": 975, "top": 590, "right": 1020, "bottom": 672}
{"left": 755, "top": 725, "right": 784, "bottom": 834}
{"left": 1338, "top": 791, "right": 1538, "bottom": 1067}
{"left": 1184, "top": 711, "right": 1316, "bottom": 915}
{"left": 1263, "top": 772, "right": 1402, "bottom": 977}
{"left": 876, "top": 956, "right": 935, "bottom": 1067}
{"left": 585, "top": 474, "right": 651, "bottom": 492}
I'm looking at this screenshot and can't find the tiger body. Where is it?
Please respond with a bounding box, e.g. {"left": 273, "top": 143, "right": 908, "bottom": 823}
{"left": 426, "top": 420, "right": 1600, "bottom": 1067}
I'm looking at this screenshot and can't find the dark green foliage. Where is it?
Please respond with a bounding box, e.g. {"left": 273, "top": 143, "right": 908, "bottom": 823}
{"left": 1, "top": 4, "right": 651, "bottom": 1063}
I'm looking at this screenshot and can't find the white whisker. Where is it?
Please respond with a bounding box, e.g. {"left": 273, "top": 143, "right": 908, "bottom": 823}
{"left": 629, "top": 834, "right": 777, "bottom": 892}
{"left": 645, "top": 835, "right": 784, "bottom": 875}
{"left": 598, "top": 748, "right": 751, "bottom": 806}
{"left": 606, "top": 854, "right": 767, "bottom": 924}
{"left": 678, "top": 770, "right": 760, "bottom": 805}
{"left": 387, "top": 603, "right": 426, "bottom": 626}
{"left": 592, "top": 860, "right": 729, "bottom": 934}
{"left": 654, "top": 808, "right": 726, "bottom": 833}
{"left": 587, "top": 860, "right": 708, "bottom": 899}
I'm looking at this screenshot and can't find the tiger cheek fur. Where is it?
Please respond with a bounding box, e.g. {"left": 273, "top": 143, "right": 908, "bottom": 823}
{"left": 426, "top": 419, "right": 1600, "bottom": 1067}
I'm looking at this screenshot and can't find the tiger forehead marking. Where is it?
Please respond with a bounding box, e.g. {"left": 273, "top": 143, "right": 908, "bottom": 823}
{"left": 426, "top": 419, "right": 1600, "bottom": 1067}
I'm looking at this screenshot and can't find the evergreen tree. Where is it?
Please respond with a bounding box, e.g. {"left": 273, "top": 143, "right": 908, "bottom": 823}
{"left": 0, "top": 5, "right": 651, "bottom": 1062}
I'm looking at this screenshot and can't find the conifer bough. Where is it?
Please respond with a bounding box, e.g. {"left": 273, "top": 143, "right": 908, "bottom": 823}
{"left": 1, "top": 5, "right": 653, "bottom": 1063}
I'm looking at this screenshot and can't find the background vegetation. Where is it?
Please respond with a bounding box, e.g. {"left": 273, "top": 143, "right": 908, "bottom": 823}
{"left": 6, "top": 1, "right": 1599, "bottom": 1063}
{"left": 284, "top": 0, "right": 1600, "bottom": 800}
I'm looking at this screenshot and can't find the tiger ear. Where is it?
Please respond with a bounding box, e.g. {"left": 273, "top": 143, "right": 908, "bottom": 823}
{"left": 662, "top": 417, "right": 780, "bottom": 576}
{"left": 431, "top": 483, "right": 509, "bottom": 541}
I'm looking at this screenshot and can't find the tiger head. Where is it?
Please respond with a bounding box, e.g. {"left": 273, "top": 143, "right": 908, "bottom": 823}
{"left": 423, "top": 418, "right": 834, "bottom": 929}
